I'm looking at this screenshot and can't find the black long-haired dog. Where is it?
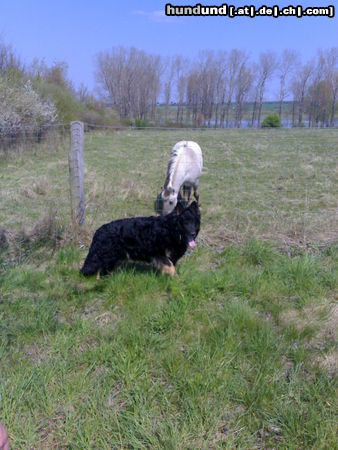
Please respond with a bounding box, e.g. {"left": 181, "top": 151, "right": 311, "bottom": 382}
{"left": 80, "top": 201, "right": 200, "bottom": 278}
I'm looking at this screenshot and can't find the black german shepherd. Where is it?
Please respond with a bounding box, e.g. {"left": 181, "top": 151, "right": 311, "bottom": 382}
{"left": 80, "top": 201, "right": 200, "bottom": 278}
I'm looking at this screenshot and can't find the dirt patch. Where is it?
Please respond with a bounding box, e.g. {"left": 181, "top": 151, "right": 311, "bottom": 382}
{"left": 281, "top": 302, "right": 337, "bottom": 342}
{"left": 25, "top": 344, "right": 51, "bottom": 365}
{"left": 22, "top": 188, "right": 37, "bottom": 199}
{"left": 316, "top": 352, "right": 337, "bottom": 376}
{"left": 38, "top": 404, "right": 74, "bottom": 449}
{"left": 32, "top": 176, "right": 51, "bottom": 196}
{"left": 107, "top": 382, "right": 127, "bottom": 412}
{"left": 198, "top": 224, "right": 241, "bottom": 249}
{"left": 95, "top": 311, "right": 120, "bottom": 328}
{"left": 280, "top": 301, "right": 337, "bottom": 375}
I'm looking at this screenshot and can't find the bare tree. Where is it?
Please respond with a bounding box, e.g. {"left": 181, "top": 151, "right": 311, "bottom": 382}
{"left": 306, "top": 80, "right": 331, "bottom": 127}
{"left": 173, "top": 56, "right": 188, "bottom": 124}
{"left": 95, "top": 47, "right": 162, "bottom": 122}
{"left": 0, "top": 39, "right": 23, "bottom": 78}
{"left": 95, "top": 47, "right": 125, "bottom": 116}
{"left": 224, "top": 49, "right": 247, "bottom": 127}
{"left": 278, "top": 49, "right": 299, "bottom": 118}
{"left": 213, "top": 51, "right": 227, "bottom": 127}
{"left": 197, "top": 51, "right": 218, "bottom": 127}
{"left": 255, "top": 51, "right": 278, "bottom": 127}
{"left": 163, "top": 57, "right": 175, "bottom": 123}
{"left": 43, "top": 61, "right": 73, "bottom": 91}
{"left": 320, "top": 48, "right": 338, "bottom": 126}
{"left": 77, "top": 83, "right": 90, "bottom": 103}
{"left": 234, "top": 62, "right": 254, "bottom": 127}
{"left": 306, "top": 54, "right": 325, "bottom": 127}
{"left": 291, "top": 61, "right": 314, "bottom": 126}
{"left": 186, "top": 68, "right": 201, "bottom": 125}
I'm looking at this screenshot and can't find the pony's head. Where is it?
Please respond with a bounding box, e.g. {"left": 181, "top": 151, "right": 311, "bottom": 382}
{"left": 155, "top": 190, "right": 189, "bottom": 216}
{"left": 161, "top": 186, "right": 178, "bottom": 215}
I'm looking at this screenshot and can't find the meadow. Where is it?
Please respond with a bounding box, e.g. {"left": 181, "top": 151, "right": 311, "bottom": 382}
{"left": 0, "top": 128, "right": 337, "bottom": 448}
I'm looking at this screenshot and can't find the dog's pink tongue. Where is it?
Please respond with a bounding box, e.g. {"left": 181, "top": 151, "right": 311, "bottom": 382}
{"left": 188, "top": 240, "right": 196, "bottom": 248}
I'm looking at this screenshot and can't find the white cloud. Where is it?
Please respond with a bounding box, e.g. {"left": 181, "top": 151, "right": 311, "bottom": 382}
{"left": 132, "top": 9, "right": 179, "bottom": 24}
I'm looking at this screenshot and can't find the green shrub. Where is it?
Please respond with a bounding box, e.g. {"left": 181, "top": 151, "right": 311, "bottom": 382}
{"left": 135, "top": 118, "right": 150, "bottom": 128}
{"left": 262, "top": 113, "right": 281, "bottom": 128}
{"left": 34, "top": 80, "right": 85, "bottom": 123}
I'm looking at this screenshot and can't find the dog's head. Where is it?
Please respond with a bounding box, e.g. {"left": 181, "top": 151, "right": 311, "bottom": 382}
{"left": 176, "top": 201, "right": 201, "bottom": 248}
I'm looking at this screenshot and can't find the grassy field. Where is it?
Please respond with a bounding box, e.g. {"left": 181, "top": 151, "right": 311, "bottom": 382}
{"left": 0, "top": 129, "right": 337, "bottom": 448}
{"left": 1, "top": 128, "right": 337, "bottom": 244}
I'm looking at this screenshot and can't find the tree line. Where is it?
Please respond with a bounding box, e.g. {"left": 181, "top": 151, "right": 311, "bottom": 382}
{"left": 1, "top": 38, "right": 337, "bottom": 130}
{"left": 95, "top": 47, "right": 338, "bottom": 128}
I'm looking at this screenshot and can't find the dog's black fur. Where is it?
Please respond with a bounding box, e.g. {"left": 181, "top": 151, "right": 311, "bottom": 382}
{"left": 80, "top": 201, "right": 200, "bottom": 277}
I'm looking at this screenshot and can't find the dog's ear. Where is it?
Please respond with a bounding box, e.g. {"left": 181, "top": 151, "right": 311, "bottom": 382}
{"left": 174, "top": 201, "right": 185, "bottom": 215}
{"left": 189, "top": 201, "right": 201, "bottom": 215}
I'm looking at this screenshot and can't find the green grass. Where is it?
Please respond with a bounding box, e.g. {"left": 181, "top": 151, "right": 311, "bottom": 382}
{"left": 0, "top": 129, "right": 337, "bottom": 448}
{"left": 0, "top": 241, "right": 337, "bottom": 448}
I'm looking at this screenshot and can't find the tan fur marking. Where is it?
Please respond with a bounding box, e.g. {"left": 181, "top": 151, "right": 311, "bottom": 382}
{"left": 160, "top": 262, "right": 176, "bottom": 277}
{"left": 96, "top": 270, "right": 101, "bottom": 280}
{"left": 155, "top": 259, "right": 176, "bottom": 277}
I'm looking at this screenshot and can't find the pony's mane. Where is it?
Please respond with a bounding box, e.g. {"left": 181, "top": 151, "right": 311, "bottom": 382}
{"left": 163, "top": 141, "right": 188, "bottom": 192}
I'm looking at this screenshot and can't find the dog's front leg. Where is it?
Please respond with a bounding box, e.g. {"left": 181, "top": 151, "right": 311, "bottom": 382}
{"left": 155, "top": 257, "right": 176, "bottom": 277}
{"left": 96, "top": 269, "right": 101, "bottom": 280}
{"left": 161, "top": 261, "right": 176, "bottom": 277}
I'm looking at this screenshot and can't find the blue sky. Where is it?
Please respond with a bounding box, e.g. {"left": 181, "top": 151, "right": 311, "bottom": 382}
{"left": 1, "top": 0, "right": 337, "bottom": 98}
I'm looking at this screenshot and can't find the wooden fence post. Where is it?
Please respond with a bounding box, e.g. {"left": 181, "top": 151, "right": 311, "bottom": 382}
{"left": 69, "top": 121, "right": 85, "bottom": 226}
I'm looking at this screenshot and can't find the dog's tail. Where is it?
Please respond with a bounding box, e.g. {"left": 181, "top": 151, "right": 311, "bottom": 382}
{"left": 80, "top": 252, "right": 101, "bottom": 276}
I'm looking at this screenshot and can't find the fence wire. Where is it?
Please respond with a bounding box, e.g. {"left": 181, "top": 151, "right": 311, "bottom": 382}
{"left": 0, "top": 123, "right": 337, "bottom": 247}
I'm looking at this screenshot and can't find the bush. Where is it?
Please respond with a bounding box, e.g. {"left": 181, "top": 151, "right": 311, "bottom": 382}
{"left": 0, "top": 78, "right": 57, "bottom": 133}
{"left": 134, "top": 118, "right": 150, "bottom": 128}
{"left": 34, "top": 80, "right": 85, "bottom": 124}
{"left": 262, "top": 113, "right": 281, "bottom": 128}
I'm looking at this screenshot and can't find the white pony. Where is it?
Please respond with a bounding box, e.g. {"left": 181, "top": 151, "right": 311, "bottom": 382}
{"left": 160, "top": 141, "right": 203, "bottom": 215}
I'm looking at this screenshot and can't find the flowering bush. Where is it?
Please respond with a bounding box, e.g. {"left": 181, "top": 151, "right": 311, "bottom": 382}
{"left": 0, "top": 79, "right": 57, "bottom": 135}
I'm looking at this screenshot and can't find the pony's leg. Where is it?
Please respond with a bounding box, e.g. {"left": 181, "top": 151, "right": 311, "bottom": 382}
{"left": 193, "top": 185, "right": 200, "bottom": 202}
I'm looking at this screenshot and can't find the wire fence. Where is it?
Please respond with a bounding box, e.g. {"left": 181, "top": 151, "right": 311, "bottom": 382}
{"left": 0, "top": 123, "right": 69, "bottom": 154}
{"left": 0, "top": 123, "right": 337, "bottom": 248}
